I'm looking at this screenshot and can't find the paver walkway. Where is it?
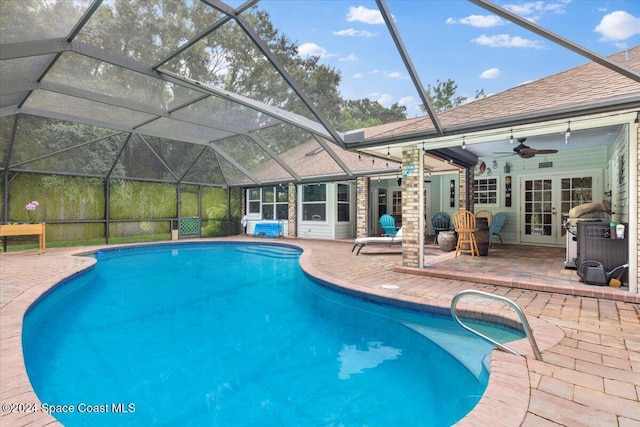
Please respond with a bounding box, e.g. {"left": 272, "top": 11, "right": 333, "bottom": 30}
{"left": 1, "top": 238, "right": 639, "bottom": 426}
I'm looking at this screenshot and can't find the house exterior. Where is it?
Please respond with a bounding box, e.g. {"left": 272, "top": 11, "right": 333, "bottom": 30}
{"left": 345, "top": 46, "right": 639, "bottom": 293}
{"left": 243, "top": 139, "right": 402, "bottom": 239}
{"left": 242, "top": 47, "right": 638, "bottom": 293}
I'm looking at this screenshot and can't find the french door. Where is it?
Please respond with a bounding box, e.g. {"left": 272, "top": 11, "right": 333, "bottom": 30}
{"left": 521, "top": 172, "right": 599, "bottom": 245}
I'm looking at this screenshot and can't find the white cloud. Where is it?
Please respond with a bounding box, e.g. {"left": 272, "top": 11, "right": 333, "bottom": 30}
{"left": 370, "top": 69, "right": 407, "bottom": 79}
{"left": 397, "top": 96, "right": 414, "bottom": 107}
{"left": 377, "top": 94, "right": 395, "bottom": 107}
{"left": 352, "top": 73, "right": 364, "bottom": 79}
{"left": 339, "top": 53, "right": 358, "bottom": 62}
{"left": 503, "top": 1, "right": 569, "bottom": 22}
{"left": 472, "top": 34, "right": 544, "bottom": 48}
{"left": 386, "top": 71, "right": 404, "bottom": 79}
{"left": 333, "top": 28, "right": 375, "bottom": 37}
{"left": 347, "top": 6, "right": 385, "bottom": 25}
{"left": 480, "top": 68, "right": 501, "bottom": 79}
{"left": 298, "top": 42, "right": 328, "bottom": 57}
{"left": 594, "top": 11, "right": 640, "bottom": 41}
{"left": 446, "top": 15, "right": 504, "bottom": 28}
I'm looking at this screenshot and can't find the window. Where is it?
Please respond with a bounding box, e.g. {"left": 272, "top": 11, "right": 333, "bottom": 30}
{"left": 262, "top": 187, "right": 275, "bottom": 219}
{"left": 302, "top": 184, "right": 326, "bottom": 221}
{"left": 473, "top": 178, "right": 498, "bottom": 205}
{"left": 392, "top": 190, "right": 402, "bottom": 216}
{"left": 248, "top": 189, "right": 260, "bottom": 214}
{"left": 248, "top": 187, "right": 288, "bottom": 219}
{"left": 337, "top": 183, "right": 350, "bottom": 222}
{"left": 378, "top": 189, "right": 387, "bottom": 216}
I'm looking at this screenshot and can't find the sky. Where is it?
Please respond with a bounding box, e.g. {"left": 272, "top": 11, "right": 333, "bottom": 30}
{"left": 241, "top": 0, "right": 640, "bottom": 118}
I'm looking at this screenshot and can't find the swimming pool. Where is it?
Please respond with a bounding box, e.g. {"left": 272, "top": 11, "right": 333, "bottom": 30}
{"left": 23, "top": 242, "right": 522, "bottom": 426}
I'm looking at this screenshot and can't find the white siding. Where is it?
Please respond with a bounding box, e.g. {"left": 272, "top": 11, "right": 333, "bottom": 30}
{"left": 472, "top": 146, "right": 607, "bottom": 244}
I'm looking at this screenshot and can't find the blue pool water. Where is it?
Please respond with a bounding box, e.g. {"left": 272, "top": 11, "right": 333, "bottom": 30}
{"left": 23, "top": 242, "right": 522, "bottom": 426}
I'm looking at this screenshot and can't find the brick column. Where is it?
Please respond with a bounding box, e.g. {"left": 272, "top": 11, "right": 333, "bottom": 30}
{"left": 356, "top": 176, "right": 369, "bottom": 238}
{"left": 288, "top": 183, "right": 297, "bottom": 237}
{"left": 458, "top": 167, "right": 474, "bottom": 212}
{"left": 629, "top": 128, "right": 640, "bottom": 293}
{"left": 401, "top": 146, "right": 421, "bottom": 268}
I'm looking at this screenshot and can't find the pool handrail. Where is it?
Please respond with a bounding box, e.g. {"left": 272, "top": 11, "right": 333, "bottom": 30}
{"left": 450, "top": 290, "right": 543, "bottom": 361}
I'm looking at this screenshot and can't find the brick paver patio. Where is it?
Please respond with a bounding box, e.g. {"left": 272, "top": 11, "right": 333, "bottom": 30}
{"left": 1, "top": 238, "right": 639, "bottom": 426}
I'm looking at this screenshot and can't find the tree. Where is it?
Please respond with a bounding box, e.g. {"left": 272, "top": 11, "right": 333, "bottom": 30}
{"left": 338, "top": 99, "right": 407, "bottom": 132}
{"left": 421, "top": 79, "right": 485, "bottom": 113}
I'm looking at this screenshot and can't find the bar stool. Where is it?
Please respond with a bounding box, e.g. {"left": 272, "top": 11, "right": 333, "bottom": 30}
{"left": 452, "top": 210, "right": 479, "bottom": 257}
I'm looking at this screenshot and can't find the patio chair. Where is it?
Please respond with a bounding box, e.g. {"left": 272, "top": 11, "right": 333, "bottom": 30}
{"left": 489, "top": 212, "right": 507, "bottom": 244}
{"left": 431, "top": 212, "right": 451, "bottom": 244}
{"left": 352, "top": 228, "right": 403, "bottom": 255}
{"left": 379, "top": 214, "right": 399, "bottom": 236}
{"left": 475, "top": 210, "right": 493, "bottom": 227}
{"left": 452, "top": 210, "right": 479, "bottom": 257}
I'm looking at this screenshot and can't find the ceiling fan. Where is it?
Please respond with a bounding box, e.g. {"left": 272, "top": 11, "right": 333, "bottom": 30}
{"left": 496, "top": 138, "right": 559, "bottom": 159}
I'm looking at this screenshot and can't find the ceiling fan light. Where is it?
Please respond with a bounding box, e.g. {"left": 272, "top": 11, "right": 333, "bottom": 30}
{"left": 509, "top": 128, "right": 514, "bottom": 144}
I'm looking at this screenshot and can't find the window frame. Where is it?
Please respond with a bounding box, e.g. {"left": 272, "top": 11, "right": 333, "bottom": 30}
{"left": 301, "top": 183, "right": 327, "bottom": 222}
{"left": 248, "top": 186, "right": 289, "bottom": 220}
{"left": 473, "top": 177, "right": 500, "bottom": 207}
{"left": 336, "top": 183, "right": 350, "bottom": 222}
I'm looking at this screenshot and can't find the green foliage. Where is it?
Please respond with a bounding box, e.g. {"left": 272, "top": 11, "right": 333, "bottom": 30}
{"left": 421, "top": 79, "right": 486, "bottom": 113}
{"left": 338, "top": 99, "right": 407, "bottom": 132}
{"left": 201, "top": 187, "right": 230, "bottom": 237}
{"left": 109, "top": 180, "right": 176, "bottom": 219}
{"left": 8, "top": 174, "right": 104, "bottom": 223}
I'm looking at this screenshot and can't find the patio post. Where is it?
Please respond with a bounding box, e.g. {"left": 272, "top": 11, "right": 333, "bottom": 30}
{"left": 356, "top": 176, "right": 369, "bottom": 238}
{"left": 288, "top": 182, "right": 297, "bottom": 238}
{"left": 401, "top": 146, "right": 422, "bottom": 268}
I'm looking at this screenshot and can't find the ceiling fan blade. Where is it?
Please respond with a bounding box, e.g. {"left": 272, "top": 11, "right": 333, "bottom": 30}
{"left": 531, "top": 149, "right": 559, "bottom": 154}
{"left": 518, "top": 151, "right": 536, "bottom": 159}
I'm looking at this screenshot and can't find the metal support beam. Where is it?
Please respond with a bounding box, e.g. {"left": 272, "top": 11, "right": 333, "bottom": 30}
{"left": 153, "top": 0, "right": 259, "bottom": 69}
{"left": 311, "top": 135, "right": 354, "bottom": 177}
{"left": 207, "top": 144, "right": 263, "bottom": 185}
{"left": 376, "top": 0, "right": 444, "bottom": 134}
{"left": 247, "top": 134, "right": 302, "bottom": 181}
{"left": 203, "top": 0, "right": 346, "bottom": 148}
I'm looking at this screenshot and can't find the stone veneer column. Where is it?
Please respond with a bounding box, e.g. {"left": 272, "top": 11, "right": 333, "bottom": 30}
{"left": 356, "top": 176, "right": 369, "bottom": 238}
{"left": 240, "top": 188, "right": 246, "bottom": 216}
{"left": 629, "top": 124, "right": 640, "bottom": 293}
{"left": 288, "top": 182, "right": 297, "bottom": 238}
{"left": 401, "top": 146, "right": 421, "bottom": 268}
{"left": 458, "top": 167, "right": 474, "bottom": 211}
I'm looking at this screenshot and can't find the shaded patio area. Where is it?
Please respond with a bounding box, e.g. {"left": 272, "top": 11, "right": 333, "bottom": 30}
{"left": 396, "top": 243, "right": 639, "bottom": 304}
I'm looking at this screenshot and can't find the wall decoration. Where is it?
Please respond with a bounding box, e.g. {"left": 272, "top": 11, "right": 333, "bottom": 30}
{"left": 449, "top": 179, "right": 455, "bottom": 208}
{"left": 505, "top": 176, "right": 512, "bottom": 207}
{"left": 477, "top": 161, "right": 486, "bottom": 175}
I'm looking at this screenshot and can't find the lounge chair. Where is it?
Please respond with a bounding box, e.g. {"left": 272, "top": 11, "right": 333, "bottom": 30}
{"left": 380, "top": 214, "right": 399, "bottom": 236}
{"left": 352, "top": 228, "right": 403, "bottom": 255}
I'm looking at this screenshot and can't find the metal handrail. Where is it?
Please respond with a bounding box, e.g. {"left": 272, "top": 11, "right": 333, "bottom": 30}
{"left": 451, "top": 290, "right": 543, "bottom": 361}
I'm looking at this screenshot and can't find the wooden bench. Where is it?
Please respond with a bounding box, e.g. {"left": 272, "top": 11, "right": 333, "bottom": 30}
{"left": 0, "top": 223, "right": 46, "bottom": 254}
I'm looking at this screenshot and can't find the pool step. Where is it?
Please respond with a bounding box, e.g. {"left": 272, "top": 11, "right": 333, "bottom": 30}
{"left": 236, "top": 245, "right": 300, "bottom": 259}
{"left": 402, "top": 322, "right": 490, "bottom": 379}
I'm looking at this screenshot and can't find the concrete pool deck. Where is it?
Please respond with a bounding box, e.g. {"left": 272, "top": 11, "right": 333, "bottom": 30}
{"left": 1, "top": 237, "right": 639, "bottom": 426}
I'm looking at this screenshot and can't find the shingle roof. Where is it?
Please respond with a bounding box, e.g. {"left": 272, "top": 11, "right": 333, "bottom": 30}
{"left": 354, "top": 46, "right": 640, "bottom": 144}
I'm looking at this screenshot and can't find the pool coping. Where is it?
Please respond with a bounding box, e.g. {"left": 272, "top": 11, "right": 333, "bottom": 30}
{"left": 0, "top": 238, "right": 565, "bottom": 426}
